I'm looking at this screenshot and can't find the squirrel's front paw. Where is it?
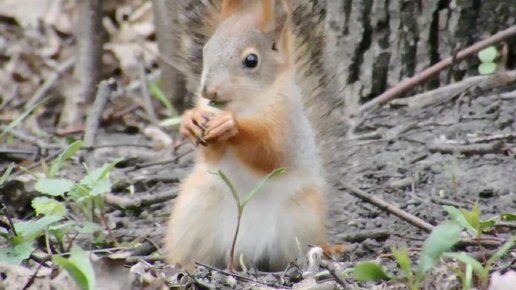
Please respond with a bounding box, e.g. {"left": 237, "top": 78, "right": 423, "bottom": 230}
{"left": 180, "top": 108, "right": 213, "bottom": 146}
{"left": 203, "top": 112, "right": 238, "bottom": 142}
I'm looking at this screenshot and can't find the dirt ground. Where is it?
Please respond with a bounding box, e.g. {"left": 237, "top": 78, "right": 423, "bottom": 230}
{"left": 5, "top": 78, "right": 515, "bottom": 289}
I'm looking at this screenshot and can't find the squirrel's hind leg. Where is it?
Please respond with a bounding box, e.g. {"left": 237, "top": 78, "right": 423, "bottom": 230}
{"left": 163, "top": 171, "right": 226, "bottom": 270}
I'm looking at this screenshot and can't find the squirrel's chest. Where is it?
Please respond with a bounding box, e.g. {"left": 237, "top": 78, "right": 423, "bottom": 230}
{"left": 200, "top": 148, "right": 299, "bottom": 200}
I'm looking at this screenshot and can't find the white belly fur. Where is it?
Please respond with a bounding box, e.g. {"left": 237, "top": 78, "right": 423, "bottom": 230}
{"left": 195, "top": 149, "right": 323, "bottom": 268}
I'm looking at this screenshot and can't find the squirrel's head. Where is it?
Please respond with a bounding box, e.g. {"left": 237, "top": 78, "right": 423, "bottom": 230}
{"left": 199, "top": 0, "right": 292, "bottom": 109}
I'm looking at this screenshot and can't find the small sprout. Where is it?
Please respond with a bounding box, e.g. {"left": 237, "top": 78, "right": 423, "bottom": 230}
{"left": 477, "top": 46, "right": 498, "bottom": 75}
{"left": 353, "top": 261, "right": 391, "bottom": 282}
{"left": 52, "top": 245, "right": 96, "bottom": 290}
{"left": 478, "top": 62, "right": 497, "bottom": 75}
{"left": 478, "top": 46, "right": 498, "bottom": 63}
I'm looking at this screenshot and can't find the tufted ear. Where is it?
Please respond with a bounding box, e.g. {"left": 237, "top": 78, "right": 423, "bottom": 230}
{"left": 221, "top": 0, "right": 244, "bottom": 19}
{"left": 256, "top": 0, "right": 291, "bottom": 42}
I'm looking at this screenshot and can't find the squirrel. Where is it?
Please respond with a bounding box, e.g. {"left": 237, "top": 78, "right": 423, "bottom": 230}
{"left": 164, "top": 0, "right": 345, "bottom": 271}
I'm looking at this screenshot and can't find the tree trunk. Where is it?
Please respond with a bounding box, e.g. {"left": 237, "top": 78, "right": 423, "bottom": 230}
{"left": 325, "top": 0, "right": 516, "bottom": 111}
{"left": 151, "top": 0, "right": 188, "bottom": 113}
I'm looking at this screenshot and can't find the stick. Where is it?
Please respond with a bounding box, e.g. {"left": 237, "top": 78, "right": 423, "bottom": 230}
{"left": 339, "top": 182, "right": 435, "bottom": 233}
{"left": 389, "top": 70, "right": 516, "bottom": 109}
{"left": 105, "top": 189, "right": 178, "bottom": 209}
{"left": 0, "top": 85, "right": 19, "bottom": 111}
{"left": 24, "top": 58, "right": 76, "bottom": 110}
{"left": 356, "top": 25, "right": 516, "bottom": 115}
{"left": 83, "top": 79, "right": 116, "bottom": 167}
{"left": 137, "top": 55, "right": 158, "bottom": 124}
{"left": 427, "top": 141, "right": 504, "bottom": 155}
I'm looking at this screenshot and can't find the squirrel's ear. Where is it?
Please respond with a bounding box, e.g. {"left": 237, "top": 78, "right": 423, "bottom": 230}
{"left": 257, "top": 0, "right": 291, "bottom": 41}
{"left": 221, "top": 0, "right": 243, "bottom": 18}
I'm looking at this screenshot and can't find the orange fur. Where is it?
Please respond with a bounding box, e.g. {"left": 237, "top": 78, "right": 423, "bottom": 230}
{"left": 294, "top": 186, "right": 326, "bottom": 239}
{"left": 227, "top": 116, "right": 285, "bottom": 174}
{"left": 221, "top": 0, "right": 242, "bottom": 18}
{"left": 200, "top": 142, "right": 226, "bottom": 165}
{"left": 257, "top": 0, "right": 273, "bottom": 31}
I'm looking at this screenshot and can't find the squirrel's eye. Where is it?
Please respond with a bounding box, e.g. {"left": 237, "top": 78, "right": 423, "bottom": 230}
{"left": 243, "top": 53, "right": 258, "bottom": 68}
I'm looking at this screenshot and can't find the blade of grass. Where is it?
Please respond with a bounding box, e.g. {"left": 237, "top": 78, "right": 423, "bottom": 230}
{"left": 0, "top": 98, "right": 47, "bottom": 140}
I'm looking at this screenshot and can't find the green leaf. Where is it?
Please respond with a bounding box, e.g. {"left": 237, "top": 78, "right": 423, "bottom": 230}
{"left": 49, "top": 221, "right": 76, "bottom": 240}
{"left": 460, "top": 202, "right": 480, "bottom": 235}
{"left": 0, "top": 163, "right": 15, "bottom": 186}
{"left": 478, "top": 62, "right": 497, "bottom": 75}
{"left": 417, "top": 221, "right": 462, "bottom": 277}
{"left": 500, "top": 213, "right": 516, "bottom": 221}
{"left": 444, "top": 252, "right": 486, "bottom": 280}
{"left": 88, "top": 179, "right": 112, "bottom": 196}
{"left": 52, "top": 245, "right": 95, "bottom": 290}
{"left": 35, "top": 178, "right": 75, "bottom": 197}
{"left": 215, "top": 170, "right": 241, "bottom": 209}
{"left": 242, "top": 168, "right": 286, "bottom": 207}
{"left": 0, "top": 99, "right": 46, "bottom": 140}
{"left": 443, "top": 205, "right": 477, "bottom": 236}
{"left": 14, "top": 215, "right": 63, "bottom": 241}
{"left": 77, "top": 222, "right": 103, "bottom": 234}
{"left": 391, "top": 247, "right": 412, "bottom": 277}
{"left": 49, "top": 140, "right": 83, "bottom": 177}
{"left": 32, "top": 197, "right": 67, "bottom": 216}
{"left": 486, "top": 235, "right": 515, "bottom": 269}
{"left": 0, "top": 241, "right": 34, "bottom": 264}
{"left": 353, "top": 261, "right": 390, "bottom": 282}
{"left": 159, "top": 117, "right": 181, "bottom": 127}
{"left": 149, "top": 80, "right": 178, "bottom": 117}
{"left": 478, "top": 46, "right": 498, "bottom": 63}
{"left": 80, "top": 159, "right": 120, "bottom": 188}
{"left": 208, "top": 100, "right": 228, "bottom": 110}
{"left": 479, "top": 217, "right": 496, "bottom": 232}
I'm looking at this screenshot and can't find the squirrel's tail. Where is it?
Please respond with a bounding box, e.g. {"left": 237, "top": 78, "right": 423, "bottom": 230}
{"left": 172, "top": 0, "right": 344, "bottom": 165}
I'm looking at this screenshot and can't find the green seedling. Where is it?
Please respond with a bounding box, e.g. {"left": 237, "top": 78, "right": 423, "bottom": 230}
{"left": 0, "top": 141, "right": 119, "bottom": 265}
{"left": 444, "top": 235, "right": 515, "bottom": 290}
{"left": 149, "top": 79, "right": 178, "bottom": 117}
{"left": 213, "top": 167, "right": 285, "bottom": 271}
{"left": 477, "top": 46, "right": 498, "bottom": 75}
{"left": 52, "top": 245, "right": 96, "bottom": 290}
{"left": 352, "top": 220, "right": 463, "bottom": 290}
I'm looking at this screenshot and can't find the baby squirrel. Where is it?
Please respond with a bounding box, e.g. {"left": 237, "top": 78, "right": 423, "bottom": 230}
{"left": 164, "top": 0, "right": 342, "bottom": 271}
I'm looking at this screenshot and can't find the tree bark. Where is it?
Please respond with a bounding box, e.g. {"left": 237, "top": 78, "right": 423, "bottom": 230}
{"left": 151, "top": 0, "right": 188, "bottom": 114}
{"left": 325, "top": 0, "right": 516, "bottom": 112}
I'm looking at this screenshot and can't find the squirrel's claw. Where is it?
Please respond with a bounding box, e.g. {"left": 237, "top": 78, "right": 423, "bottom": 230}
{"left": 180, "top": 108, "right": 210, "bottom": 146}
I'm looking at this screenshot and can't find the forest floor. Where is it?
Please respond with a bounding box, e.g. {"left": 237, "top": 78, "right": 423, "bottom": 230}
{"left": 1, "top": 1, "right": 515, "bottom": 290}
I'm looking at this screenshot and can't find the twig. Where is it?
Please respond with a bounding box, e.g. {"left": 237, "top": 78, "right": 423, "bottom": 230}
{"left": 320, "top": 261, "right": 348, "bottom": 289}
{"left": 356, "top": 25, "right": 516, "bottom": 115}
{"left": 125, "top": 255, "right": 165, "bottom": 263}
{"left": 0, "top": 126, "right": 60, "bottom": 149}
{"left": 194, "top": 262, "right": 290, "bottom": 289}
{"left": 105, "top": 189, "right": 178, "bottom": 209}
{"left": 57, "top": 0, "right": 103, "bottom": 131}
{"left": 427, "top": 141, "right": 504, "bottom": 155}
{"left": 24, "top": 58, "right": 76, "bottom": 110}
{"left": 0, "top": 85, "right": 19, "bottom": 111}
{"left": 137, "top": 55, "right": 158, "bottom": 124}
{"left": 338, "top": 229, "right": 390, "bottom": 243}
{"left": 1, "top": 203, "right": 18, "bottom": 236}
{"left": 462, "top": 132, "right": 516, "bottom": 145}
{"left": 125, "top": 148, "right": 193, "bottom": 172}
{"left": 82, "top": 78, "right": 117, "bottom": 167}
{"left": 338, "top": 182, "right": 435, "bottom": 233}
{"left": 388, "top": 70, "right": 516, "bottom": 109}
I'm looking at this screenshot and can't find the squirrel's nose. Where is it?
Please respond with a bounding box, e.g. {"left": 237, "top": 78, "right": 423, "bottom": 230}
{"left": 201, "top": 85, "right": 218, "bottom": 101}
